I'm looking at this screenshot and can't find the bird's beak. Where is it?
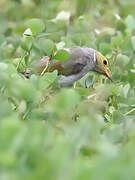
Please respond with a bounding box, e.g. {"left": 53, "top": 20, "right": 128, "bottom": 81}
{"left": 104, "top": 68, "right": 112, "bottom": 81}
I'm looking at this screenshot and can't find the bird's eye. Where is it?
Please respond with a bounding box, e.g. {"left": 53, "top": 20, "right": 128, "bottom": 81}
{"left": 103, "top": 60, "right": 107, "bottom": 65}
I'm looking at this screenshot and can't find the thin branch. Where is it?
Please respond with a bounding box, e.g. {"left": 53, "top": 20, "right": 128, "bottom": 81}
{"left": 40, "top": 59, "right": 49, "bottom": 76}
{"left": 125, "top": 108, "right": 135, "bottom": 116}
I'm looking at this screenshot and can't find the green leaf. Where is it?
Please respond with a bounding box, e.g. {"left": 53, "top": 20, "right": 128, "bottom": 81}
{"left": 38, "top": 70, "right": 58, "bottom": 89}
{"left": 113, "top": 111, "right": 125, "bottom": 124}
{"left": 120, "top": 83, "right": 130, "bottom": 99}
{"left": 12, "top": 58, "right": 25, "bottom": 71}
{"left": 0, "top": 97, "right": 12, "bottom": 119}
{"left": 38, "top": 38, "right": 55, "bottom": 56}
{"left": 116, "top": 19, "right": 126, "bottom": 32}
{"left": 103, "top": 124, "right": 124, "bottom": 143}
{"left": 131, "top": 36, "right": 135, "bottom": 50}
{"left": 116, "top": 54, "right": 130, "bottom": 67}
{"left": 111, "top": 84, "right": 120, "bottom": 96}
{"left": 0, "top": 34, "right": 5, "bottom": 46}
{"left": 0, "top": 62, "right": 8, "bottom": 72}
{"left": 21, "top": 36, "right": 34, "bottom": 51}
{"left": 111, "top": 35, "right": 124, "bottom": 48}
{"left": 99, "top": 42, "right": 111, "bottom": 55}
{"left": 7, "top": 74, "right": 36, "bottom": 102}
{"left": 53, "top": 89, "right": 81, "bottom": 110}
{"left": 53, "top": 49, "right": 70, "bottom": 61}
{"left": 125, "top": 15, "right": 135, "bottom": 32}
{"left": 26, "top": 18, "right": 45, "bottom": 35}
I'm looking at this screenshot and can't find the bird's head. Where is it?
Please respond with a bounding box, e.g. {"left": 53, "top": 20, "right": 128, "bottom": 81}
{"left": 93, "top": 51, "right": 112, "bottom": 80}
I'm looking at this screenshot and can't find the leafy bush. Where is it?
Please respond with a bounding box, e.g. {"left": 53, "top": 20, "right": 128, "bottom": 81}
{"left": 0, "top": 0, "right": 135, "bottom": 179}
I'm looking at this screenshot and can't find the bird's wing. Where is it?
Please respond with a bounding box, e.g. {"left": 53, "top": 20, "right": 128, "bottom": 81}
{"left": 33, "top": 47, "right": 90, "bottom": 76}
{"left": 49, "top": 47, "right": 88, "bottom": 76}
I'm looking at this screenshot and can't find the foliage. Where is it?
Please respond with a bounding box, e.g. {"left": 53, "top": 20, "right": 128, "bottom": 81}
{"left": 0, "top": 0, "right": 135, "bottom": 179}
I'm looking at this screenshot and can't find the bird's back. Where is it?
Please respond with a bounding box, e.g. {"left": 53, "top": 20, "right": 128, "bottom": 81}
{"left": 49, "top": 47, "right": 95, "bottom": 76}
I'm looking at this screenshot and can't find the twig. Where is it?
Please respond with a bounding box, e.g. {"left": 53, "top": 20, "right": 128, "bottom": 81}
{"left": 87, "top": 93, "right": 96, "bottom": 99}
{"left": 125, "top": 108, "right": 135, "bottom": 116}
{"left": 40, "top": 59, "right": 49, "bottom": 76}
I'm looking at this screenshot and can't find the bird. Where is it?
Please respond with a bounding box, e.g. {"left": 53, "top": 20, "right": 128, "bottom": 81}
{"left": 22, "top": 46, "right": 112, "bottom": 86}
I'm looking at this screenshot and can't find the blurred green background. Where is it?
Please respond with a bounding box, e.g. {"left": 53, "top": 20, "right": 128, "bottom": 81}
{"left": 0, "top": 0, "right": 135, "bottom": 179}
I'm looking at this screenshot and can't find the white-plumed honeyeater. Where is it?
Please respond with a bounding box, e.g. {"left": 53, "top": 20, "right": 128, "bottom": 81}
{"left": 22, "top": 46, "right": 112, "bottom": 86}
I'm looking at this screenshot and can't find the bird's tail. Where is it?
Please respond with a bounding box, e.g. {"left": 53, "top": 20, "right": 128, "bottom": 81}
{"left": 20, "top": 68, "right": 31, "bottom": 79}
{"left": 20, "top": 56, "right": 51, "bottom": 78}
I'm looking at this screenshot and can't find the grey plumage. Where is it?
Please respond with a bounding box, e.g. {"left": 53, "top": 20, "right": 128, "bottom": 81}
{"left": 21, "top": 46, "right": 111, "bottom": 86}
{"left": 58, "top": 47, "right": 97, "bottom": 86}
